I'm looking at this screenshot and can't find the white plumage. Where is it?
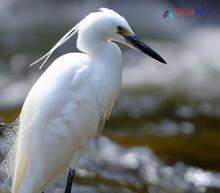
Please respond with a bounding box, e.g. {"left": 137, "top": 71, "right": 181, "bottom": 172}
{"left": 1, "top": 8, "right": 166, "bottom": 193}
{"left": 13, "top": 9, "right": 124, "bottom": 193}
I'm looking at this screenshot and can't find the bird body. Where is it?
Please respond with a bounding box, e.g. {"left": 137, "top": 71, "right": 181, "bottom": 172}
{"left": 7, "top": 8, "right": 166, "bottom": 193}
{"left": 13, "top": 48, "right": 122, "bottom": 193}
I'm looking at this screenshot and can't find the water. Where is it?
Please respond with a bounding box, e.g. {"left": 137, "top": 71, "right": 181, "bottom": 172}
{"left": 1, "top": 91, "right": 220, "bottom": 193}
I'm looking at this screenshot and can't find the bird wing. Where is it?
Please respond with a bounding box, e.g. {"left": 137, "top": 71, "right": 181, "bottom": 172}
{"left": 12, "top": 52, "right": 90, "bottom": 193}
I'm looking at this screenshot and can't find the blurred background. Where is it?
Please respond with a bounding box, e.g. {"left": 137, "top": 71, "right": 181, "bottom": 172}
{"left": 0, "top": 0, "right": 220, "bottom": 193}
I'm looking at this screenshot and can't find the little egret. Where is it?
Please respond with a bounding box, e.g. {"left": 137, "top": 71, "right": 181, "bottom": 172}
{"left": 6, "top": 8, "right": 166, "bottom": 193}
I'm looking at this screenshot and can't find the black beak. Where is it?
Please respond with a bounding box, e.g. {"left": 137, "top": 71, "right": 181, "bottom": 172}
{"left": 125, "top": 35, "right": 167, "bottom": 64}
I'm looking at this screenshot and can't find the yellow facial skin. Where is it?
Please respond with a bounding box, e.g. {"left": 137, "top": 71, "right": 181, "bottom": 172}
{"left": 117, "top": 26, "right": 133, "bottom": 37}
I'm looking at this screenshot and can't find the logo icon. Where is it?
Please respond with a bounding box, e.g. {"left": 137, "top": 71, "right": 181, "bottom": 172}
{"left": 163, "top": 10, "right": 174, "bottom": 19}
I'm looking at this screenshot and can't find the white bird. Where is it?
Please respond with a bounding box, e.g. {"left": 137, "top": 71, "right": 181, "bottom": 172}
{"left": 6, "top": 8, "right": 166, "bottom": 193}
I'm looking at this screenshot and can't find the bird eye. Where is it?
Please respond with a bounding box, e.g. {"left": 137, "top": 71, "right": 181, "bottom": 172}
{"left": 117, "top": 26, "right": 124, "bottom": 32}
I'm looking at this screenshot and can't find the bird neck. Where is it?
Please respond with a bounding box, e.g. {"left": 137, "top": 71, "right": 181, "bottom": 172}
{"left": 76, "top": 32, "right": 122, "bottom": 64}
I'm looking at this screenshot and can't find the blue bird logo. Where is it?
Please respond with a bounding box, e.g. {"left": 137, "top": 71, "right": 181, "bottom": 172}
{"left": 163, "top": 10, "right": 174, "bottom": 19}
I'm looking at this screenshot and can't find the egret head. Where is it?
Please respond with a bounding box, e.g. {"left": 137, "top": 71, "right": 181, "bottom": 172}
{"left": 30, "top": 8, "right": 166, "bottom": 69}
{"left": 77, "top": 8, "right": 166, "bottom": 64}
